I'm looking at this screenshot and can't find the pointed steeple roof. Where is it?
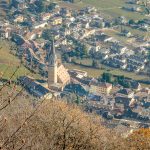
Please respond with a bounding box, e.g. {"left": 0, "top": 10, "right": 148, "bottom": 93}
{"left": 48, "top": 39, "right": 57, "bottom": 66}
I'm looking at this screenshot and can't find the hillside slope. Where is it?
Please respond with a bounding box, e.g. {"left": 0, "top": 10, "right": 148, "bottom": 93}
{"left": 0, "top": 93, "right": 149, "bottom": 149}
{"left": 0, "top": 40, "right": 40, "bottom": 80}
{"left": 0, "top": 97, "right": 126, "bottom": 150}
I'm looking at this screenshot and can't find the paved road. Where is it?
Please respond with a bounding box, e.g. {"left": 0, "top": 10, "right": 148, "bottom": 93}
{"left": 99, "top": 7, "right": 122, "bottom": 11}
{"left": 114, "top": 118, "right": 150, "bottom": 125}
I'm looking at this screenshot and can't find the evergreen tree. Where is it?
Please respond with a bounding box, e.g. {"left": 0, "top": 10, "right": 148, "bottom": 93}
{"left": 92, "top": 60, "right": 99, "bottom": 68}
{"left": 75, "top": 95, "right": 80, "bottom": 105}
{"left": 102, "top": 73, "right": 112, "bottom": 83}
{"left": 62, "top": 53, "right": 69, "bottom": 62}
{"left": 81, "top": 44, "right": 88, "bottom": 58}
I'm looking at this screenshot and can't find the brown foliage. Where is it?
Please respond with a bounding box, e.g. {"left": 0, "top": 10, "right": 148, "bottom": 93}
{"left": 0, "top": 90, "right": 149, "bottom": 150}
{"left": 126, "top": 128, "right": 150, "bottom": 150}
{"left": 0, "top": 97, "right": 127, "bottom": 150}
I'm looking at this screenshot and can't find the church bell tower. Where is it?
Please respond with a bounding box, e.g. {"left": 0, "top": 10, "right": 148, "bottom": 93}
{"left": 48, "top": 40, "right": 57, "bottom": 88}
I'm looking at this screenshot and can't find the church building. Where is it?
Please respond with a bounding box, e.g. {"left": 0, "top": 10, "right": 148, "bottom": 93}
{"left": 48, "top": 40, "right": 70, "bottom": 91}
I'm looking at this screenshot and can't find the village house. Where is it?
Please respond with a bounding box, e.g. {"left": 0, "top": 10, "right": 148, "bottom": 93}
{"left": 115, "top": 96, "right": 135, "bottom": 110}
{"left": 116, "top": 88, "right": 135, "bottom": 98}
{"left": 90, "top": 42, "right": 102, "bottom": 52}
{"left": 89, "top": 81, "right": 113, "bottom": 96}
{"left": 132, "top": 106, "right": 150, "bottom": 120}
{"left": 111, "top": 44, "right": 128, "bottom": 55}
{"left": 130, "top": 81, "right": 141, "bottom": 91}
{"left": 121, "top": 30, "right": 132, "bottom": 38}
{"left": 60, "top": 8, "right": 72, "bottom": 17}
{"left": 13, "top": 0, "right": 27, "bottom": 9}
{"left": 113, "top": 89, "right": 136, "bottom": 112}
{"left": 135, "top": 88, "right": 150, "bottom": 103}
{"left": 80, "top": 20, "right": 90, "bottom": 29}
{"left": 104, "top": 57, "right": 127, "bottom": 70}
{"left": 51, "top": 17, "right": 62, "bottom": 26}
{"left": 25, "top": 32, "right": 36, "bottom": 40}
{"left": 104, "top": 37, "right": 117, "bottom": 43}
{"left": 127, "top": 0, "right": 141, "bottom": 5}
{"left": 33, "top": 21, "right": 48, "bottom": 29}
{"left": 0, "top": 28, "right": 10, "bottom": 39}
{"left": 71, "top": 69, "right": 88, "bottom": 77}
{"left": 135, "top": 6, "right": 143, "bottom": 12}
{"left": 25, "top": 29, "right": 42, "bottom": 40}
{"left": 80, "top": 29, "right": 95, "bottom": 39}
{"left": 19, "top": 76, "right": 53, "bottom": 99}
{"left": 41, "top": 13, "right": 52, "bottom": 21}
{"left": 112, "top": 84, "right": 123, "bottom": 94}
{"left": 128, "top": 55, "right": 148, "bottom": 63}
{"left": 61, "top": 28, "right": 71, "bottom": 36}
{"left": 14, "top": 15, "right": 24, "bottom": 23}
{"left": 95, "top": 32, "right": 111, "bottom": 42}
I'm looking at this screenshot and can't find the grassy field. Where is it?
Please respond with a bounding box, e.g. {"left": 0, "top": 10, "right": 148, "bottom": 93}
{"left": 65, "top": 61, "right": 150, "bottom": 88}
{"left": 59, "top": 0, "right": 148, "bottom": 20}
{"left": 0, "top": 41, "right": 19, "bottom": 65}
{"left": 81, "top": 0, "right": 147, "bottom": 20}
{"left": 0, "top": 40, "right": 40, "bottom": 80}
{"left": 65, "top": 62, "right": 149, "bottom": 80}
{"left": 101, "top": 28, "right": 147, "bottom": 49}
{"left": 121, "top": 26, "right": 147, "bottom": 36}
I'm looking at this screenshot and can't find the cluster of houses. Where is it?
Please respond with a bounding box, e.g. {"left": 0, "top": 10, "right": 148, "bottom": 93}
{"left": 87, "top": 31, "right": 149, "bottom": 73}
{"left": 19, "top": 76, "right": 53, "bottom": 99}
{"left": 0, "top": 0, "right": 149, "bottom": 127}
{"left": 0, "top": 0, "right": 149, "bottom": 75}
{"left": 0, "top": 1, "right": 112, "bottom": 74}
{"left": 123, "top": 0, "right": 150, "bottom": 16}
{"left": 69, "top": 68, "right": 150, "bottom": 123}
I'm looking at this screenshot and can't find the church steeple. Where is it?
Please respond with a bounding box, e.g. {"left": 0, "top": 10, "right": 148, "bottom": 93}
{"left": 48, "top": 39, "right": 58, "bottom": 87}
{"left": 48, "top": 39, "right": 57, "bottom": 66}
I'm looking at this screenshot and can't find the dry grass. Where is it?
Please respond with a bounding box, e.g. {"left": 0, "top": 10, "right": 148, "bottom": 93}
{"left": 0, "top": 40, "right": 41, "bottom": 80}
